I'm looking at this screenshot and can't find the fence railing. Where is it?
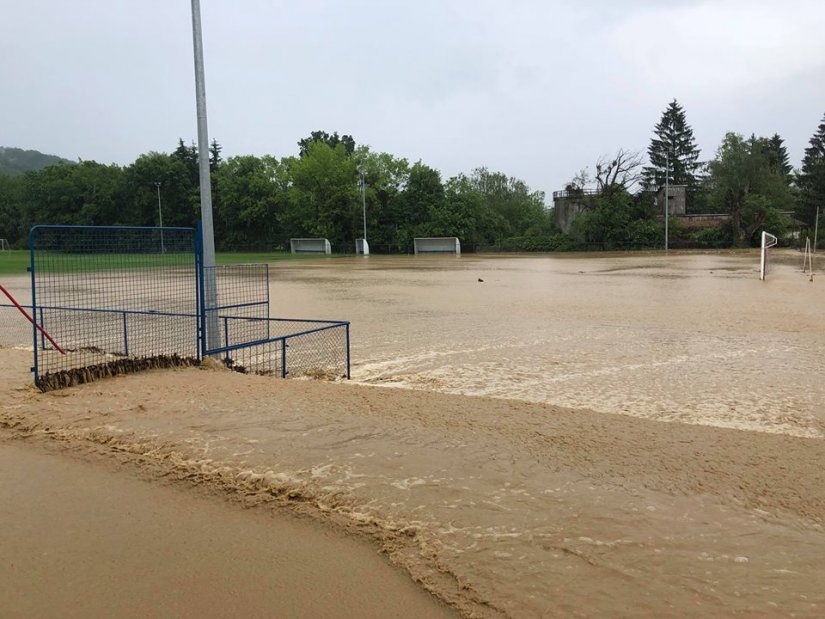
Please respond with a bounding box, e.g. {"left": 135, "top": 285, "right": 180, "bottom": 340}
{"left": 207, "top": 316, "right": 350, "bottom": 379}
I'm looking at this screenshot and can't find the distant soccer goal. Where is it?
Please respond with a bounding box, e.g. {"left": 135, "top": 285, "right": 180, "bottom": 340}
{"left": 0, "top": 239, "right": 8, "bottom": 251}
{"left": 414, "top": 237, "right": 461, "bottom": 255}
{"left": 290, "top": 238, "right": 331, "bottom": 254}
{"left": 760, "top": 231, "right": 778, "bottom": 281}
{"left": 355, "top": 238, "right": 370, "bottom": 255}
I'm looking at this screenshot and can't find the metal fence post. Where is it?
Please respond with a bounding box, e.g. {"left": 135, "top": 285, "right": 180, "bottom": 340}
{"left": 29, "top": 226, "right": 38, "bottom": 382}
{"left": 346, "top": 323, "right": 351, "bottom": 380}
{"left": 39, "top": 306, "right": 45, "bottom": 350}
{"left": 281, "top": 339, "right": 287, "bottom": 378}
{"left": 122, "top": 311, "right": 129, "bottom": 356}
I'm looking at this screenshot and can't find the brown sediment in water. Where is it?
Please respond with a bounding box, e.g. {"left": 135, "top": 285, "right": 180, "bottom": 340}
{"left": 2, "top": 347, "right": 825, "bottom": 617}
{"left": 2, "top": 251, "right": 825, "bottom": 616}
{"left": 0, "top": 438, "right": 457, "bottom": 619}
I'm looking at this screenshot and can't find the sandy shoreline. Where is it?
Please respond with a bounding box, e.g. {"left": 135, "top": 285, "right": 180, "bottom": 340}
{"left": 2, "top": 348, "right": 825, "bottom": 617}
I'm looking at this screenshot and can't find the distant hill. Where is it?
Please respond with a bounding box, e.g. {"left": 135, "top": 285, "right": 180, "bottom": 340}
{"left": 0, "top": 146, "right": 73, "bottom": 176}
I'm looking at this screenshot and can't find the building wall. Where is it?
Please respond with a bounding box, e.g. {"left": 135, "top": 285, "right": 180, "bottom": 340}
{"left": 656, "top": 185, "right": 687, "bottom": 216}
{"left": 553, "top": 198, "right": 589, "bottom": 235}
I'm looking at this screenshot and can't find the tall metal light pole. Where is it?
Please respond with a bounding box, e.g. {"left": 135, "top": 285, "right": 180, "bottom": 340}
{"left": 359, "top": 169, "right": 367, "bottom": 249}
{"left": 190, "top": 0, "right": 219, "bottom": 350}
{"left": 664, "top": 149, "right": 669, "bottom": 253}
{"left": 154, "top": 181, "right": 165, "bottom": 253}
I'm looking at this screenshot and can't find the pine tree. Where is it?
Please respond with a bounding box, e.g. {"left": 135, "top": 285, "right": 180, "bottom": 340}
{"left": 642, "top": 100, "right": 702, "bottom": 191}
{"left": 209, "top": 138, "right": 222, "bottom": 172}
{"left": 796, "top": 113, "right": 825, "bottom": 228}
{"left": 765, "top": 134, "right": 792, "bottom": 182}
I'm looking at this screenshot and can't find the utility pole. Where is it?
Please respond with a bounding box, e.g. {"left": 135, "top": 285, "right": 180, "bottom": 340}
{"left": 190, "top": 0, "right": 219, "bottom": 351}
{"left": 358, "top": 166, "right": 369, "bottom": 255}
{"left": 361, "top": 172, "right": 367, "bottom": 244}
{"left": 154, "top": 182, "right": 165, "bottom": 254}
{"left": 664, "top": 149, "right": 669, "bottom": 253}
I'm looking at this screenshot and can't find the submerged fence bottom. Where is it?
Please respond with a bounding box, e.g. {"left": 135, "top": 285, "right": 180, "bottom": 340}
{"left": 2, "top": 304, "right": 350, "bottom": 390}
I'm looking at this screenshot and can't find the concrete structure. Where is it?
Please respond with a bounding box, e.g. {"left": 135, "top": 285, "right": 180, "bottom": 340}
{"left": 552, "top": 189, "right": 599, "bottom": 235}
{"left": 656, "top": 185, "right": 687, "bottom": 216}
{"left": 290, "top": 238, "right": 332, "bottom": 254}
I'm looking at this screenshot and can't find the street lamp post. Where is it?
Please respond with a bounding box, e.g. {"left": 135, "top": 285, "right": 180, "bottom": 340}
{"left": 664, "top": 149, "right": 669, "bottom": 253}
{"left": 358, "top": 167, "right": 368, "bottom": 255}
{"left": 154, "top": 182, "right": 165, "bottom": 253}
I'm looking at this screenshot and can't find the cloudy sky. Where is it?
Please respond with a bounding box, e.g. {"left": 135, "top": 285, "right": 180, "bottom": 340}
{"left": 3, "top": 0, "right": 824, "bottom": 201}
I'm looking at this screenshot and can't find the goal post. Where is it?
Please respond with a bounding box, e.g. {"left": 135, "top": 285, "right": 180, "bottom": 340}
{"left": 355, "top": 238, "right": 369, "bottom": 255}
{"left": 289, "top": 238, "right": 331, "bottom": 254}
{"left": 413, "top": 237, "right": 461, "bottom": 255}
{"left": 0, "top": 239, "right": 8, "bottom": 251}
{"left": 760, "top": 231, "right": 778, "bottom": 281}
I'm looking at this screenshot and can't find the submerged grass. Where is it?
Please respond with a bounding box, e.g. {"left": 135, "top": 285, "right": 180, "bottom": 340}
{"left": 0, "top": 249, "right": 341, "bottom": 275}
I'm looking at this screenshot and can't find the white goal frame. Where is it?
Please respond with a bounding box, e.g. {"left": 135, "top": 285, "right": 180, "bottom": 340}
{"left": 760, "top": 231, "right": 778, "bottom": 281}
{"left": 355, "top": 238, "right": 370, "bottom": 255}
{"left": 289, "top": 238, "right": 331, "bottom": 254}
{"left": 413, "top": 237, "right": 461, "bottom": 255}
{"left": 0, "top": 239, "right": 8, "bottom": 251}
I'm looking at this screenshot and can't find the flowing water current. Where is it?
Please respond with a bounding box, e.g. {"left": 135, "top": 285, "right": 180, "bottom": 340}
{"left": 2, "top": 250, "right": 825, "bottom": 617}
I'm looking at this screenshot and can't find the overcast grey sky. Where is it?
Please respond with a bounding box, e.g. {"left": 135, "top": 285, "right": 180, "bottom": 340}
{"left": 2, "top": 0, "right": 824, "bottom": 201}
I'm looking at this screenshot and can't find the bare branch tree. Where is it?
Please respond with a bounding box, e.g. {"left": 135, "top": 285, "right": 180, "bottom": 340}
{"left": 594, "top": 149, "right": 644, "bottom": 194}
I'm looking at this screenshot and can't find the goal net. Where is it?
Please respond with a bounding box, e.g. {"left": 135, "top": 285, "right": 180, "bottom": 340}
{"left": 760, "top": 231, "right": 778, "bottom": 281}
{"left": 413, "top": 237, "right": 461, "bottom": 255}
{"left": 289, "top": 238, "right": 331, "bottom": 254}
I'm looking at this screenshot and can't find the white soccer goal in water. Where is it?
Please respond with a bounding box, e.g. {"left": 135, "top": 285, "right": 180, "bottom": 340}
{"left": 0, "top": 239, "right": 8, "bottom": 251}
{"left": 413, "top": 237, "right": 461, "bottom": 255}
{"left": 289, "top": 238, "right": 331, "bottom": 254}
{"left": 355, "top": 238, "right": 370, "bottom": 255}
{"left": 760, "top": 231, "right": 778, "bottom": 281}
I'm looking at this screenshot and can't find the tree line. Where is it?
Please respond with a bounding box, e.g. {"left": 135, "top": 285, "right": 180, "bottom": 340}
{"left": 568, "top": 102, "right": 825, "bottom": 249}
{"left": 2, "top": 108, "right": 824, "bottom": 252}
{"left": 0, "top": 132, "right": 552, "bottom": 252}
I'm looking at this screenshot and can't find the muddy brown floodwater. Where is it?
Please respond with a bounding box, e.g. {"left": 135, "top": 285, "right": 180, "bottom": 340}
{"left": 1, "top": 249, "right": 825, "bottom": 618}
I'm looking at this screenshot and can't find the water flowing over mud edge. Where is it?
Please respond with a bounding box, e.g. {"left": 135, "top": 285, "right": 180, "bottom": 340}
{"left": 2, "top": 251, "right": 825, "bottom": 616}
{"left": 2, "top": 353, "right": 825, "bottom": 617}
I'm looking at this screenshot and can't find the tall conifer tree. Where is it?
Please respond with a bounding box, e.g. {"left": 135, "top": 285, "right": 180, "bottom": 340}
{"left": 796, "top": 113, "right": 825, "bottom": 227}
{"left": 765, "top": 134, "right": 792, "bottom": 181}
{"left": 642, "top": 99, "right": 702, "bottom": 191}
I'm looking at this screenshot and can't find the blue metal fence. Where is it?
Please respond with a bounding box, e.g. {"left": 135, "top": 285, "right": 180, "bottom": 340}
{"left": 23, "top": 225, "right": 350, "bottom": 390}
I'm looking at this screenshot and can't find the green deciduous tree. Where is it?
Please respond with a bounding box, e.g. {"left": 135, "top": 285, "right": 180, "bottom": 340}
{"left": 286, "top": 141, "right": 358, "bottom": 247}
{"left": 0, "top": 174, "right": 24, "bottom": 246}
{"left": 571, "top": 188, "right": 659, "bottom": 249}
{"left": 22, "top": 161, "right": 123, "bottom": 228}
{"left": 120, "top": 152, "right": 195, "bottom": 228}
{"left": 708, "top": 133, "right": 793, "bottom": 246}
{"left": 298, "top": 131, "right": 356, "bottom": 158}
{"left": 214, "top": 155, "right": 287, "bottom": 249}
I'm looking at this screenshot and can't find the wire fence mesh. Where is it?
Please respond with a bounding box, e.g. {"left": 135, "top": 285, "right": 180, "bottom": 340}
{"left": 0, "top": 304, "right": 33, "bottom": 349}
{"left": 24, "top": 225, "right": 350, "bottom": 390}
{"left": 214, "top": 318, "right": 349, "bottom": 379}
{"left": 30, "top": 225, "right": 200, "bottom": 389}
{"left": 206, "top": 264, "right": 271, "bottom": 352}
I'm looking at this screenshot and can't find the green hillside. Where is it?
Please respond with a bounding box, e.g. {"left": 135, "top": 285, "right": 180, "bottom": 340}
{"left": 0, "top": 146, "right": 72, "bottom": 176}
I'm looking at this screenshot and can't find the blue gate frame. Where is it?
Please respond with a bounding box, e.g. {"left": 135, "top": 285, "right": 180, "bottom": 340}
{"left": 27, "top": 224, "right": 350, "bottom": 389}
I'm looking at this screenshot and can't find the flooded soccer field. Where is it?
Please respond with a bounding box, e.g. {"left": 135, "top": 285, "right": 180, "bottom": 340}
{"left": 3, "top": 249, "right": 825, "bottom": 617}
{"left": 270, "top": 249, "right": 825, "bottom": 437}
